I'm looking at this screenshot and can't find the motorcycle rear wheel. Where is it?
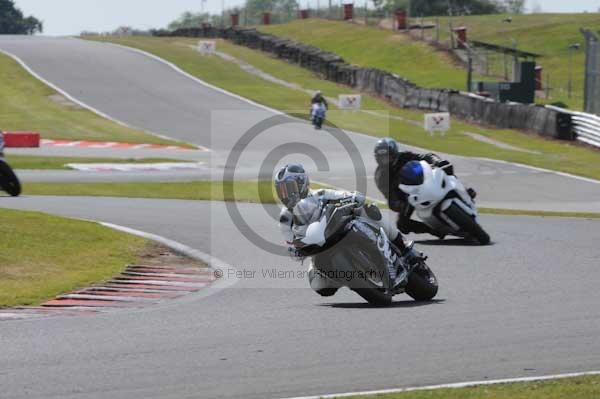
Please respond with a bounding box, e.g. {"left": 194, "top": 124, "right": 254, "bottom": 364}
{"left": 445, "top": 203, "right": 490, "bottom": 245}
{"left": 405, "top": 263, "right": 438, "bottom": 301}
{"left": 0, "top": 159, "right": 21, "bottom": 197}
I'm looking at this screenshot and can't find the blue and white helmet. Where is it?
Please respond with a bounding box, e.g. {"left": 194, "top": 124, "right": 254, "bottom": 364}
{"left": 274, "top": 164, "right": 310, "bottom": 210}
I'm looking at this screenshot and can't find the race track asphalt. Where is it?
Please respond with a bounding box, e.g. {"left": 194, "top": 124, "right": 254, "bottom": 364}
{"left": 0, "top": 36, "right": 599, "bottom": 399}
{"left": 1, "top": 36, "right": 600, "bottom": 211}
{"left": 0, "top": 196, "right": 599, "bottom": 399}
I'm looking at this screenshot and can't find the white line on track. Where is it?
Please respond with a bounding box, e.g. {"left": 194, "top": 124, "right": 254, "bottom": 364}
{"left": 103, "top": 40, "right": 600, "bottom": 188}
{"left": 100, "top": 222, "right": 239, "bottom": 293}
{"left": 282, "top": 370, "right": 600, "bottom": 399}
{"left": 97, "top": 40, "right": 288, "bottom": 117}
{"left": 6, "top": 38, "right": 599, "bottom": 188}
{"left": 473, "top": 156, "right": 600, "bottom": 185}
{"left": 0, "top": 45, "right": 203, "bottom": 150}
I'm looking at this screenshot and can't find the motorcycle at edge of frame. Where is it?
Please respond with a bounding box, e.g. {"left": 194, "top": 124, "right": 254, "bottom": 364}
{"left": 0, "top": 133, "right": 22, "bottom": 197}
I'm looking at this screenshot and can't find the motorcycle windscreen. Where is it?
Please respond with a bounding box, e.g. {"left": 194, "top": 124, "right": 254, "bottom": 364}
{"left": 276, "top": 178, "right": 301, "bottom": 209}
{"left": 399, "top": 161, "right": 424, "bottom": 185}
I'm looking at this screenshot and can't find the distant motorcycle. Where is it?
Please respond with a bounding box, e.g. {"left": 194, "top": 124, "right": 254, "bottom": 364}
{"left": 399, "top": 160, "right": 490, "bottom": 245}
{"left": 311, "top": 103, "right": 326, "bottom": 129}
{"left": 0, "top": 158, "right": 21, "bottom": 197}
{"left": 299, "top": 201, "right": 438, "bottom": 306}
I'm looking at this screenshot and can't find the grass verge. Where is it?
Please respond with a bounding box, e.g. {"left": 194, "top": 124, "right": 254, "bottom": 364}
{"left": 0, "top": 51, "right": 186, "bottom": 146}
{"left": 479, "top": 207, "right": 600, "bottom": 219}
{"left": 262, "top": 16, "right": 600, "bottom": 110}
{"left": 84, "top": 35, "right": 600, "bottom": 181}
{"left": 261, "top": 19, "right": 470, "bottom": 90}
{"left": 343, "top": 374, "right": 600, "bottom": 399}
{"left": 434, "top": 13, "right": 600, "bottom": 110}
{"left": 21, "top": 181, "right": 600, "bottom": 220}
{"left": 23, "top": 180, "right": 279, "bottom": 203}
{"left": 0, "top": 208, "right": 147, "bottom": 307}
{"left": 6, "top": 155, "right": 187, "bottom": 170}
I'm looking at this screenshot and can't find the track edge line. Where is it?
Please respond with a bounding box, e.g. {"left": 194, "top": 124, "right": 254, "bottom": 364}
{"left": 281, "top": 370, "right": 600, "bottom": 399}
{"left": 0, "top": 45, "right": 200, "bottom": 150}
{"left": 99, "top": 222, "right": 238, "bottom": 293}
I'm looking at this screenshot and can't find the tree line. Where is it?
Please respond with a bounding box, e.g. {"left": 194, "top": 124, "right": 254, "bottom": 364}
{"left": 0, "top": 0, "right": 42, "bottom": 34}
{"left": 379, "top": 0, "right": 526, "bottom": 16}
{"left": 167, "top": 0, "right": 527, "bottom": 29}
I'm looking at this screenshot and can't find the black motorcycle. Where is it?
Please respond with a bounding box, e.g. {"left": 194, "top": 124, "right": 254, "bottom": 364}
{"left": 0, "top": 158, "right": 21, "bottom": 197}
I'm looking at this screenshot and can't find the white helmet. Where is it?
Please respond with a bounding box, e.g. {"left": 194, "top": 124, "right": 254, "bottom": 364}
{"left": 274, "top": 164, "right": 310, "bottom": 209}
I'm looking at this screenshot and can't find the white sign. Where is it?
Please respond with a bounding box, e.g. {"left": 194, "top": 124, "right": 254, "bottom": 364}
{"left": 338, "top": 94, "right": 362, "bottom": 110}
{"left": 424, "top": 112, "right": 451, "bottom": 134}
{"left": 197, "top": 41, "right": 216, "bottom": 55}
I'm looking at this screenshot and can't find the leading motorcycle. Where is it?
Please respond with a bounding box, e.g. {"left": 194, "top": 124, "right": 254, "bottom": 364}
{"left": 399, "top": 160, "right": 490, "bottom": 245}
{"left": 298, "top": 201, "right": 438, "bottom": 306}
{"left": 310, "top": 103, "right": 326, "bottom": 130}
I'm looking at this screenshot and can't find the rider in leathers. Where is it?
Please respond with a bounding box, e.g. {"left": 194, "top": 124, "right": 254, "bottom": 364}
{"left": 310, "top": 90, "right": 328, "bottom": 109}
{"left": 374, "top": 138, "right": 475, "bottom": 236}
{"left": 276, "top": 164, "right": 421, "bottom": 297}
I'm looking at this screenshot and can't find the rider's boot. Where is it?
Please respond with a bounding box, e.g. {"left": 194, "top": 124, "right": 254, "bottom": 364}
{"left": 391, "top": 235, "right": 409, "bottom": 253}
{"left": 399, "top": 241, "right": 426, "bottom": 271}
{"left": 391, "top": 238, "right": 426, "bottom": 290}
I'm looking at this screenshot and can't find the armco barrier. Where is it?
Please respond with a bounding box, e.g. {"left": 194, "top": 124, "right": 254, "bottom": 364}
{"left": 158, "top": 27, "right": 569, "bottom": 141}
{"left": 4, "top": 131, "right": 40, "bottom": 148}
{"left": 547, "top": 105, "right": 600, "bottom": 148}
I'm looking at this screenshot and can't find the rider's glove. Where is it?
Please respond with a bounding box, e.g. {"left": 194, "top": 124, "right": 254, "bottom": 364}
{"left": 364, "top": 203, "right": 382, "bottom": 221}
{"left": 352, "top": 192, "right": 366, "bottom": 206}
{"left": 389, "top": 199, "right": 404, "bottom": 213}
{"left": 436, "top": 160, "right": 454, "bottom": 176}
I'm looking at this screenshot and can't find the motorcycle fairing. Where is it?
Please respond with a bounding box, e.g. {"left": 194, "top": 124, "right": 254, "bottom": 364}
{"left": 399, "top": 161, "right": 479, "bottom": 235}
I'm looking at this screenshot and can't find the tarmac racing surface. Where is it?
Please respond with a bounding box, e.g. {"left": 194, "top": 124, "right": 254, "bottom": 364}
{"left": 1, "top": 196, "right": 599, "bottom": 399}
{"left": 2, "top": 36, "right": 600, "bottom": 211}
{"left": 0, "top": 36, "right": 599, "bottom": 399}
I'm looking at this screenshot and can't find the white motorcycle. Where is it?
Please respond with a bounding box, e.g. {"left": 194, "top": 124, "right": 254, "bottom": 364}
{"left": 297, "top": 200, "right": 438, "bottom": 306}
{"left": 310, "top": 103, "right": 326, "bottom": 129}
{"left": 399, "top": 160, "right": 490, "bottom": 245}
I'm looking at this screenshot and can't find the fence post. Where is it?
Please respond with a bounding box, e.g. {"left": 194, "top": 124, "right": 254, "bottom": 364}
{"left": 581, "top": 29, "right": 600, "bottom": 115}
{"left": 230, "top": 13, "right": 239, "bottom": 27}
{"left": 343, "top": 3, "right": 354, "bottom": 20}
{"left": 262, "top": 12, "right": 271, "bottom": 25}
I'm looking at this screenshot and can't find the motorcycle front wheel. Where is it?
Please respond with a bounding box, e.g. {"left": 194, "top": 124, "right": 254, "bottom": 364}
{"left": 405, "top": 263, "right": 438, "bottom": 301}
{"left": 445, "top": 203, "right": 490, "bottom": 245}
{"left": 0, "top": 159, "right": 21, "bottom": 197}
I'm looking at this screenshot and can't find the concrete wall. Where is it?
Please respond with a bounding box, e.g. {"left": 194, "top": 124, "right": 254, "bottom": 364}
{"left": 157, "top": 26, "right": 566, "bottom": 140}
